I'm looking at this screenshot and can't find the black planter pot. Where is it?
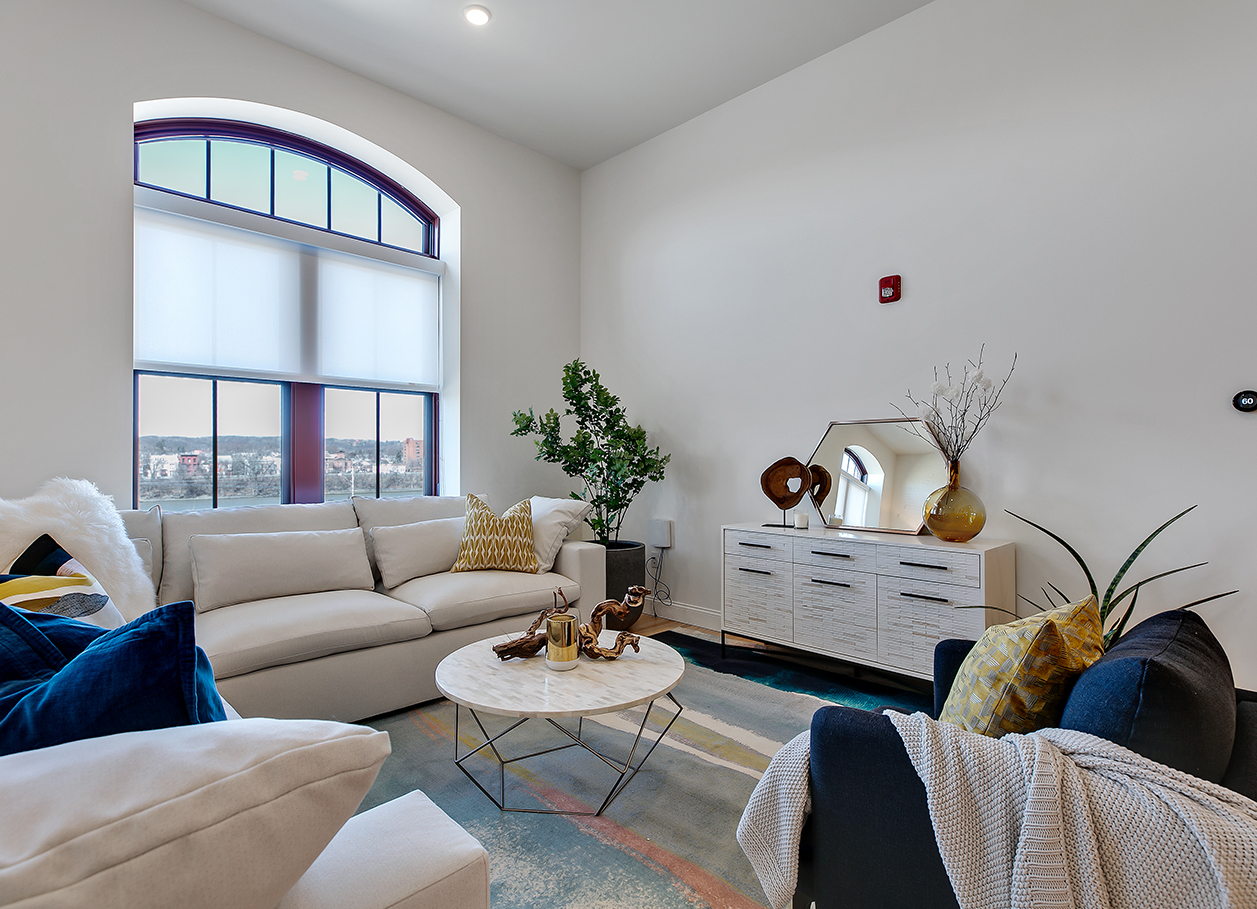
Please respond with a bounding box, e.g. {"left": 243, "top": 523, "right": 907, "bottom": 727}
{"left": 601, "top": 540, "right": 647, "bottom": 630}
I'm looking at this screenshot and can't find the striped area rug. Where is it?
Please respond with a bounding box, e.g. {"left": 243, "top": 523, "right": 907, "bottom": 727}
{"left": 362, "top": 631, "right": 929, "bottom": 909}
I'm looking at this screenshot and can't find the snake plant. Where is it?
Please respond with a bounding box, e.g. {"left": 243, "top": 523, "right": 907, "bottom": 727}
{"left": 1008, "top": 506, "right": 1237, "bottom": 649}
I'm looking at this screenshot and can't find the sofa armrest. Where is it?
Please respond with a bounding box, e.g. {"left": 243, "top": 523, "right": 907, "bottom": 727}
{"left": 806, "top": 706, "right": 957, "bottom": 909}
{"left": 932, "top": 639, "right": 976, "bottom": 719}
{"left": 553, "top": 541, "right": 606, "bottom": 605}
{"left": 277, "top": 791, "right": 489, "bottom": 909}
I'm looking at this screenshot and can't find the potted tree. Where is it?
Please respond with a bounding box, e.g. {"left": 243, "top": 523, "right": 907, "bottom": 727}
{"left": 512, "top": 359, "right": 670, "bottom": 629}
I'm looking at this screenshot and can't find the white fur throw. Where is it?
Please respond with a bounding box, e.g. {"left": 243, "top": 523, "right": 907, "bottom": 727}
{"left": 0, "top": 479, "right": 156, "bottom": 622}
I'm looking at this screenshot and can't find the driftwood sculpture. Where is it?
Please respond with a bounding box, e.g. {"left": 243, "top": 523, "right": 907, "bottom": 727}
{"left": 490, "top": 588, "right": 571, "bottom": 661}
{"left": 491, "top": 586, "right": 647, "bottom": 662}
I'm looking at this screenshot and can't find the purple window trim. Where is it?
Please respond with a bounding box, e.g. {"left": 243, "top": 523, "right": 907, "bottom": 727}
{"left": 134, "top": 118, "right": 439, "bottom": 259}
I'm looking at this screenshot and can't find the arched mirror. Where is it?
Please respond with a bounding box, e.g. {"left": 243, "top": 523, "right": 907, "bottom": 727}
{"left": 805, "top": 419, "right": 947, "bottom": 533}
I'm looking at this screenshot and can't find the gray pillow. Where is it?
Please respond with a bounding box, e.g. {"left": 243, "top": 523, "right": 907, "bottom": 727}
{"left": 351, "top": 495, "right": 467, "bottom": 578}
{"left": 189, "top": 528, "right": 374, "bottom": 613}
{"left": 370, "top": 517, "right": 466, "bottom": 589}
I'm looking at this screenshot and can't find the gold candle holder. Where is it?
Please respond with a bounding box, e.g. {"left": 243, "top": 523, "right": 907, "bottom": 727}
{"left": 545, "top": 613, "right": 579, "bottom": 671}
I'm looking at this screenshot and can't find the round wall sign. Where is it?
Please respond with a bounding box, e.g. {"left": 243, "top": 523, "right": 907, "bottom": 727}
{"left": 1234, "top": 391, "right": 1257, "bottom": 413}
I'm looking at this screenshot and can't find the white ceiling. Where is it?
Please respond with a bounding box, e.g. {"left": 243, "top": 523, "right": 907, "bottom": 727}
{"left": 183, "top": 0, "right": 934, "bottom": 170}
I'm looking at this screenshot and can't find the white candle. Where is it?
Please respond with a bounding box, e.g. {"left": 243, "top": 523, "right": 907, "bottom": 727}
{"left": 794, "top": 512, "right": 809, "bottom": 529}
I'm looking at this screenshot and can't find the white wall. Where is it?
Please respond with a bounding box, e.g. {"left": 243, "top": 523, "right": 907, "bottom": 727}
{"left": 0, "top": 0, "right": 581, "bottom": 511}
{"left": 581, "top": 0, "right": 1257, "bottom": 685}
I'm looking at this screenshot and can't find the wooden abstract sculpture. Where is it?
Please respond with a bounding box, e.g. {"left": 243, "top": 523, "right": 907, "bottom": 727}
{"left": 491, "top": 587, "right": 646, "bottom": 662}
{"left": 808, "top": 464, "right": 832, "bottom": 508}
{"left": 760, "top": 457, "right": 810, "bottom": 511}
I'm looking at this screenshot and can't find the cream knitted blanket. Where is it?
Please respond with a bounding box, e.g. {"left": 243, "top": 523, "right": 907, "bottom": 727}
{"left": 736, "top": 731, "right": 811, "bottom": 909}
{"left": 739, "top": 711, "right": 1257, "bottom": 909}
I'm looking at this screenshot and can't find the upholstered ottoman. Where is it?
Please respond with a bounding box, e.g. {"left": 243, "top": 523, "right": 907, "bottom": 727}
{"left": 278, "top": 791, "right": 491, "bottom": 909}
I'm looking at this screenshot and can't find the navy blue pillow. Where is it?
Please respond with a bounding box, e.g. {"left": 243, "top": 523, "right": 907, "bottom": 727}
{"left": 1059, "top": 609, "right": 1235, "bottom": 782}
{"left": 0, "top": 601, "right": 226, "bottom": 756}
{"left": 14, "top": 607, "right": 108, "bottom": 661}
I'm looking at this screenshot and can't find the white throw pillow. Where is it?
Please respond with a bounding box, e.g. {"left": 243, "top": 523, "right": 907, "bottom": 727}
{"left": 369, "top": 516, "right": 466, "bottom": 589}
{"left": 0, "top": 718, "right": 390, "bottom": 909}
{"left": 530, "top": 496, "right": 593, "bottom": 573}
{"left": 189, "top": 528, "right": 374, "bottom": 613}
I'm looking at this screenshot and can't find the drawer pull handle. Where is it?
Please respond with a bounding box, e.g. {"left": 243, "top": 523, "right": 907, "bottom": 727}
{"left": 812, "top": 550, "right": 852, "bottom": 559}
{"left": 739, "top": 567, "right": 772, "bottom": 576}
{"left": 900, "top": 561, "right": 948, "bottom": 571}
{"left": 900, "top": 591, "right": 950, "bottom": 604}
{"left": 810, "top": 578, "right": 851, "bottom": 588}
{"left": 739, "top": 542, "right": 773, "bottom": 549}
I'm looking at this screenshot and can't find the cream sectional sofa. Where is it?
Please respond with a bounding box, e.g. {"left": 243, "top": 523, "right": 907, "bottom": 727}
{"left": 119, "top": 494, "right": 605, "bottom": 722}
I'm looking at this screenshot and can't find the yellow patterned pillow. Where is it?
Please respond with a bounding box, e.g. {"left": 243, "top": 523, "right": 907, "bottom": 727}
{"left": 450, "top": 494, "right": 540, "bottom": 573}
{"left": 939, "top": 595, "right": 1103, "bottom": 737}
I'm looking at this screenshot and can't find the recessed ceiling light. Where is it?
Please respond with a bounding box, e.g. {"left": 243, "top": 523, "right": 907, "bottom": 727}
{"left": 464, "top": 5, "right": 491, "bottom": 26}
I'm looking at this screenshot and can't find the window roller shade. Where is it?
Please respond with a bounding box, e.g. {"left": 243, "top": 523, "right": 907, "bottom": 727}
{"left": 134, "top": 209, "right": 439, "bottom": 387}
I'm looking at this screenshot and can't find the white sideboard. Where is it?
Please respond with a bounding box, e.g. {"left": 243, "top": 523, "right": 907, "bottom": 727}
{"left": 720, "top": 523, "right": 1015, "bottom": 680}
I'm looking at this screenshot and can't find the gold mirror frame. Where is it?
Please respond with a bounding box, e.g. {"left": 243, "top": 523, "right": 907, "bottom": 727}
{"left": 805, "top": 418, "right": 947, "bottom": 534}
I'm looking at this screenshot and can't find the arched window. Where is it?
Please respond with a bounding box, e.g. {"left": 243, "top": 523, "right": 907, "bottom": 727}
{"left": 133, "top": 117, "right": 443, "bottom": 510}
{"left": 134, "top": 119, "right": 437, "bottom": 256}
{"left": 833, "top": 448, "right": 872, "bottom": 524}
{"left": 840, "top": 449, "right": 868, "bottom": 484}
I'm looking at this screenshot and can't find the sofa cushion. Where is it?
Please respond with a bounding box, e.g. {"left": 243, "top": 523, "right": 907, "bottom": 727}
{"left": 387, "top": 569, "right": 579, "bottom": 631}
{"left": 370, "top": 516, "right": 465, "bottom": 588}
{"left": 1060, "top": 609, "right": 1236, "bottom": 782}
{"left": 452, "top": 494, "right": 539, "bottom": 573}
{"left": 276, "top": 790, "right": 489, "bottom": 909}
{"left": 160, "top": 500, "right": 359, "bottom": 605}
{"left": 189, "top": 528, "right": 374, "bottom": 613}
{"left": 195, "top": 590, "right": 433, "bottom": 679}
{"left": 0, "top": 601, "right": 225, "bottom": 756}
{"left": 120, "top": 504, "right": 163, "bottom": 591}
{"left": 0, "top": 717, "right": 390, "bottom": 909}
{"left": 1223, "top": 695, "right": 1257, "bottom": 801}
{"left": 1, "top": 534, "right": 127, "bottom": 629}
{"left": 939, "top": 595, "right": 1103, "bottom": 737}
{"left": 352, "top": 494, "right": 467, "bottom": 577}
{"left": 530, "top": 496, "right": 593, "bottom": 573}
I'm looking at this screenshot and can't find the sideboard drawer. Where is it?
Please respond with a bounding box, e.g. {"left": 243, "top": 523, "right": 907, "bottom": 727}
{"left": 723, "top": 553, "right": 793, "bottom": 641}
{"left": 877, "top": 577, "right": 985, "bottom": 676}
{"left": 794, "top": 566, "right": 877, "bottom": 661}
{"left": 724, "top": 528, "right": 792, "bottom": 562}
{"left": 793, "top": 537, "right": 877, "bottom": 573}
{"left": 877, "top": 544, "right": 981, "bottom": 588}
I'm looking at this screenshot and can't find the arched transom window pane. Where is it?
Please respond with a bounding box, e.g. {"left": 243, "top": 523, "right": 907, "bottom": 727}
{"left": 134, "top": 119, "right": 437, "bottom": 257}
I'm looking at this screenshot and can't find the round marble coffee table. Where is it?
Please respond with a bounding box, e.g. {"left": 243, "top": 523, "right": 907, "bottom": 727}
{"left": 435, "top": 631, "right": 685, "bottom": 816}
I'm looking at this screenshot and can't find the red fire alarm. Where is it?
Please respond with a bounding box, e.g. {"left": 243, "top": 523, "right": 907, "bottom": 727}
{"left": 879, "top": 275, "right": 901, "bottom": 303}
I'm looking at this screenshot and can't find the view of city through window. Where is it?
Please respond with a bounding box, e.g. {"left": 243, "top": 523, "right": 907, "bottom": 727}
{"left": 137, "top": 374, "right": 427, "bottom": 511}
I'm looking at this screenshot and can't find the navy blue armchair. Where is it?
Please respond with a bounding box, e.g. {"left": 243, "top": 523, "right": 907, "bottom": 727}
{"left": 795, "top": 614, "right": 1257, "bottom": 909}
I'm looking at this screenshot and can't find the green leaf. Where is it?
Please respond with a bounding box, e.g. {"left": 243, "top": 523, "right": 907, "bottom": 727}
{"left": 1047, "top": 582, "right": 1072, "bottom": 604}
{"left": 1103, "top": 586, "right": 1139, "bottom": 650}
{"left": 1179, "top": 590, "right": 1239, "bottom": 611}
{"left": 960, "top": 600, "right": 1020, "bottom": 621}
{"left": 1007, "top": 510, "right": 1099, "bottom": 605}
{"left": 1107, "top": 562, "right": 1206, "bottom": 612}
{"left": 1100, "top": 505, "right": 1196, "bottom": 621}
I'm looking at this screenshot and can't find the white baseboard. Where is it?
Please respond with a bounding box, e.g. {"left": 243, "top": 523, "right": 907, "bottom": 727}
{"left": 650, "top": 598, "right": 719, "bottom": 631}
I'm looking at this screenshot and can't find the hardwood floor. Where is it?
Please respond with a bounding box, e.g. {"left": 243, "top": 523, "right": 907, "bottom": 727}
{"left": 629, "top": 614, "right": 684, "bottom": 636}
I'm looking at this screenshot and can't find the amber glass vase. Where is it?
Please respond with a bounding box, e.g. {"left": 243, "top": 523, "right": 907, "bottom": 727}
{"left": 923, "top": 460, "right": 986, "bottom": 542}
